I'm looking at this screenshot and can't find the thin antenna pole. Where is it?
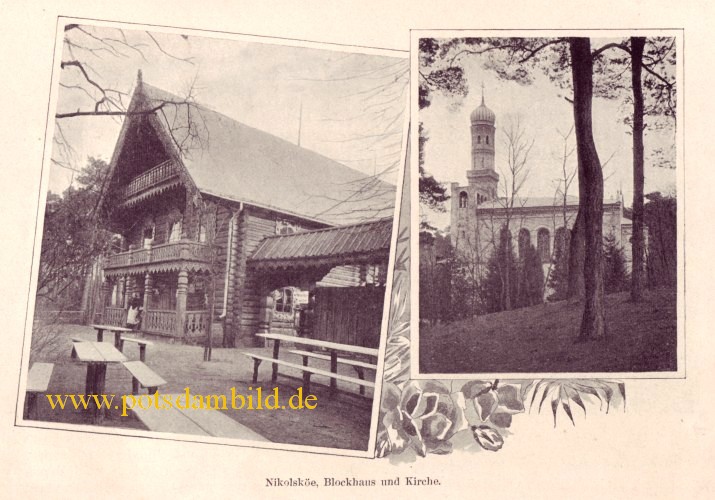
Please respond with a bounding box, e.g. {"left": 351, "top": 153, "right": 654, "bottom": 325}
{"left": 297, "top": 99, "right": 303, "bottom": 147}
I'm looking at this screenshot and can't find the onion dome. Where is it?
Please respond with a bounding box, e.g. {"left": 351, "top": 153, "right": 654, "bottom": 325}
{"left": 470, "top": 95, "right": 495, "bottom": 124}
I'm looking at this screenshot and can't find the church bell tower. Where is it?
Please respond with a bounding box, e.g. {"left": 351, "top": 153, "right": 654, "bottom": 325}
{"left": 467, "top": 85, "right": 499, "bottom": 202}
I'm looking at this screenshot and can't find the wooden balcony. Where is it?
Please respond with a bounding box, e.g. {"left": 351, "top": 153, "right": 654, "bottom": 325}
{"left": 120, "top": 159, "right": 182, "bottom": 204}
{"left": 104, "top": 240, "right": 214, "bottom": 273}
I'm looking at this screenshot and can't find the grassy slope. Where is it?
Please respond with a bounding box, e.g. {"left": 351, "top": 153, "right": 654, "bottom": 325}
{"left": 420, "top": 287, "right": 677, "bottom": 374}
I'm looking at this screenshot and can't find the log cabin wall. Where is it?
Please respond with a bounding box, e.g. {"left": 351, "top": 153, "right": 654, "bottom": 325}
{"left": 312, "top": 286, "right": 385, "bottom": 348}
{"left": 231, "top": 206, "right": 326, "bottom": 346}
{"left": 317, "top": 265, "right": 362, "bottom": 287}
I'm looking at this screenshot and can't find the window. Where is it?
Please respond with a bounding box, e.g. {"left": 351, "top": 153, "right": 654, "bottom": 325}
{"left": 169, "top": 220, "right": 182, "bottom": 242}
{"left": 276, "top": 220, "right": 297, "bottom": 235}
{"left": 537, "top": 228, "right": 551, "bottom": 263}
{"left": 198, "top": 222, "right": 207, "bottom": 243}
{"left": 142, "top": 224, "right": 155, "bottom": 248}
{"left": 274, "top": 287, "right": 293, "bottom": 313}
{"left": 486, "top": 135, "right": 490, "bottom": 145}
{"left": 518, "top": 228, "right": 531, "bottom": 258}
{"left": 459, "top": 191, "right": 469, "bottom": 208}
{"left": 477, "top": 135, "right": 481, "bottom": 144}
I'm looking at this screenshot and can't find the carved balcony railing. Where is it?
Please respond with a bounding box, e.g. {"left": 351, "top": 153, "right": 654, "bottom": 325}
{"left": 103, "top": 308, "right": 211, "bottom": 338}
{"left": 103, "top": 307, "right": 127, "bottom": 326}
{"left": 184, "top": 310, "right": 210, "bottom": 337}
{"left": 104, "top": 240, "right": 213, "bottom": 271}
{"left": 121, "top": 159, "right": 180, "bottom": 200}
{"left": 143, "top": 309, "right": 177, "bottom": 335}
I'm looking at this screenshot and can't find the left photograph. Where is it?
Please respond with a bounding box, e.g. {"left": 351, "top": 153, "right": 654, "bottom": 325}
{"left": 18, "top": 19, "right": 408, "bottom": 456}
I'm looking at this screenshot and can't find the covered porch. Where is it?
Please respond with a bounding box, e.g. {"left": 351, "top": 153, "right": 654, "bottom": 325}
{"left": 245, "top": 217, "right": 393, "bottom": 348}
{"left": 100, "top": 256, "right": 214, "bottom": 340}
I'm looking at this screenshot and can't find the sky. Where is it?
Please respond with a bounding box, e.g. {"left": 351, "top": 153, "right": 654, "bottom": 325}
{"left": 420, "top": 37, "right": 677, "bottom": 230}
{"left": 49, "top": 25, "right": 408, "bottom": 194}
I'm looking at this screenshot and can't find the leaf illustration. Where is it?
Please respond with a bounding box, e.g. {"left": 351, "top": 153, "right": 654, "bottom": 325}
{"left": 565, "top": 386, "right": 587, "bottom": 417}
{"left": 475, "top": 390, "right": 499, "bottom": 421}
{"left": 573, "top": 382, "right": 604, "bottom": 410}
{"left": 539, "top": 383, "right": 554, "bottom": 413}
{"left": 551, "top": 397, "right": 559, "bottom": 427}
{"left": 617, "top": 382, "right": 626, "bottom": 410}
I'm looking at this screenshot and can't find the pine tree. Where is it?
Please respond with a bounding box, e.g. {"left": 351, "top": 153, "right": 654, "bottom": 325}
{"left": 603, "top": 233, "right": 630, "bottom": 293}
{"left": 548, "top": 230, "right": 570, "bottom": 302}
{"left": 517, "top": 243, "right": 545, "bottom": 308}
{"left": 481, "top": 229, "right": 518, "bottom": 313}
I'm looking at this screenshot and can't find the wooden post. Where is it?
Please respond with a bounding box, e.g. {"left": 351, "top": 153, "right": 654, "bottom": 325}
{"left": 271, "top": 338, "right": 280, "bottom": 383}
{"left": 94, "top": 364, "right": 107, "bottom": 424}
{"left": 176, "top": 268, "right": 189, "bottom": 339}
{"left": 118, "top": 276, "right": 126, "bottom": 308}
{"left": 85, "top": 364, "right": 95, "bottom": 394}
{"left": 143, "top": 272, "right": 153, "bottom": 315}
{"left": 329, "top": 351, "right": 338, "bottom": 395}
{"left": 99, "top": 279, "right": 111, "bottom": 323}
{"left": 257, "top": 295, "right": 274, "bottom": 341}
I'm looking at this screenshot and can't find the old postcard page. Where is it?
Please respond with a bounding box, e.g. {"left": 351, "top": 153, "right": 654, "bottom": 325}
{"left": 1, "top": 1, "right": 713, "bottom": 498}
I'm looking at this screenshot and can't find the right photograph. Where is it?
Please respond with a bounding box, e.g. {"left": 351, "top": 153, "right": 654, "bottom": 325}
{"left": 413, "top": 31, "right": 682, "bottom": 377}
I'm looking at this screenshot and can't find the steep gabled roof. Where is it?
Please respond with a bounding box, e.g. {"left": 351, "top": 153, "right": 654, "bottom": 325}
{"left": 130, "top": 82, "right": 396, "bottom": 225}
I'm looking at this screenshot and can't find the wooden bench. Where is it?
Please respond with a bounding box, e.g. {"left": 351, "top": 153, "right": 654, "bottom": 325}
{"left": 132, "top": 397, "right": 270, "bottom": 441}
{"left": 69, "top": 336, "right": 85, "bottom": 359}
{"left": 288, "top": 349, "right": 376, "bottom": 396}
{"left": 24, "top": 362, "right": 54, "bottom": 419}
{"left": 120, "top": 337, "right": 153, "bottom": 361}
{"left": 123, "top": 360, "right": 167, "bottom": 395}
{"left": 239, "top": 352, "right": 374, "bottom": 396}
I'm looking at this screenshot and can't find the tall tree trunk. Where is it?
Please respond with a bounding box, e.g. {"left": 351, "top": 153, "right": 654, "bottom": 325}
{"left": 569, "top": 38, "right": 607, "bottom": 340}
{"left": 630, "top": 37, "right": 646, "bottom": 302}
{"left": 504, "top": 225, "right": 512, "bottom": 311}
{"left": 567, "top": 211, "right": 585, "bottom": 301}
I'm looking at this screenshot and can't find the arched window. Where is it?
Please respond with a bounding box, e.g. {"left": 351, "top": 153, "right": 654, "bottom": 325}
{"left": 486, "top": 135, "right": 490, "bottom": 145}
{"left": 459, "top": 191, "right": 469, "bottom": 208}
{"left": 518, "top": 228, "right": 531, "bottom": 258}
{"left": 477, "top": 135, "right": 481, "bottom": 144}
{"left": 275, "top": 287, "right": 293, "bottom": 313}
{"left": 537, "top": 228, "right": 551, "bottom": 263}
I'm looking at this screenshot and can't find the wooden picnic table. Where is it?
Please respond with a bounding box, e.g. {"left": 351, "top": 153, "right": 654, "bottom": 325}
{"left": 72, "top": 341, "right": 127, "bottom": 424}
{"left": 131, "top": 396, "right": 270, "bottom": 442}
{"left": 91, "top": 323, "right": 134, "bottom": 348}
{"left": 256, "top": 333, "right": 378, "bottom": 393}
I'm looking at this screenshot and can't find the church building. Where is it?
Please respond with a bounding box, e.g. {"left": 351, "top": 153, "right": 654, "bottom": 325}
{"left": 449, "top": 92, "right": 632, "bottom": 283}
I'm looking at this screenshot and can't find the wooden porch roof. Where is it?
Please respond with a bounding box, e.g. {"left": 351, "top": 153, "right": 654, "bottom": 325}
{"left": 248, "top": 217, "right": 393, "bottom": 270}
